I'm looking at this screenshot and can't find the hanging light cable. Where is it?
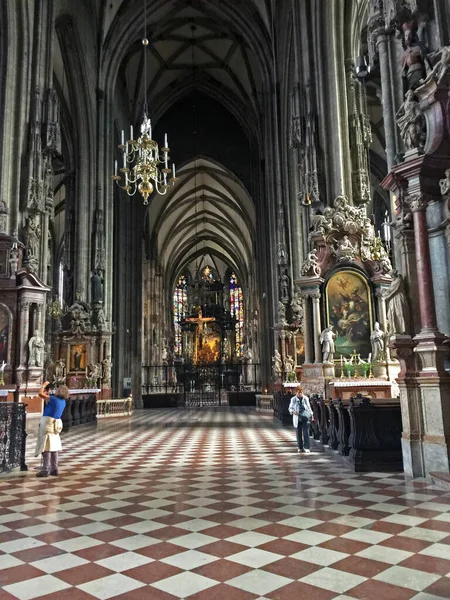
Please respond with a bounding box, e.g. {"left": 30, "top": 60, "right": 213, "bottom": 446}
{"left": 111, "top": 0, "right": 177, "bottom": 204}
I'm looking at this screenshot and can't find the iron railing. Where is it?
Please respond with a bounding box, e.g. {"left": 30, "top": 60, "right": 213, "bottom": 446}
{"left": 142, "top": 363, "right": 262, "bottom": 406}
{"left": 0, "top": 402, "right": 27, "bottom": 473}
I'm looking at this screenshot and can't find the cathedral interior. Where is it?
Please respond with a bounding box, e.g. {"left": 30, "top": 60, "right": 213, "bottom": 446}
{"left": 1, "top": 1, "right": 450, "bottom": 598}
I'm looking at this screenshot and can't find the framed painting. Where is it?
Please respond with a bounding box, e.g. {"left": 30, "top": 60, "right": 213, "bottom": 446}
{"left": 68, "top": 344, "right": 87, "bottom": 371}
{"left": 325, "top": 269, "right": 373, "bottom": 360}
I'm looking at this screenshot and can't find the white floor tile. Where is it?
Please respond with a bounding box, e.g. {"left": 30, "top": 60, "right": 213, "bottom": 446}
{"left": 78, "top": 573, "right": 145, "bottom": 599}
{"left": 4, "top": 574, "right": 71, "bottom": 599}
{"left": 374, "top": 565, "right": 441, "bottom": 591}
{"left": 300, "top": 567, "right": 366, "bottom": 594}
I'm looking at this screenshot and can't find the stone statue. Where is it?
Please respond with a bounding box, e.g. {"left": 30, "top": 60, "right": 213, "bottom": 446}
{"left": 87, "top": 362, "right": 101, "bottom": 384}
{"left": 272, "top": 350, "right": 282, "bottom": 377}
{"left": 301, "top": 249, "right": 321, "bottom": 277}
{"left": 91, "top": 270, "right": 103, "bottom": 303}
{"left": 383, "top": 271, "right": 410, "bottom": 335}
{"left": 396, "top": 90, "right": 425, "bottom": 150}
{"left": 102, "top": 356, "right": 112, "bottom": 385}
{"left": 319, "top": 326, "right": 336, "bottom": 363}
{"left": 401, "top": 21, "right": 428, "bottom": 93}
{"left": 291, "top": 292, "right": 304, "bottom": 325}
{"left": 279, "top": 269, "right": 289, "bottom": 302}
{"left": 278, "top": 301, "right": 288, "bottom": 325}
{"left": 54, "top": 358, "right": 66, "bottom": 382}
{"left": 28, "top": 330, "right": 45, "bottom": 367}
{"left": 421, "top": 46, "right": 450, "bottom": 86}
{"left": 24, "top": 216, "right": 41, "bottom": 258}
{"left": 96, "top": 307, "right": 106, "bottom": 329}
{"left": 370, "top": 322, "right": 385, "bottom": 362}
{"left": 284, "top": 354, "right": 295, "bottom": 374}
{"left": 68, "top": 301, "right": 91, "bottom": 334}
{"left": 440, "top": 169, "right": 450, "bottom": 196}
{"left": 334, "top": 235, "right": 358, "bottom": 262}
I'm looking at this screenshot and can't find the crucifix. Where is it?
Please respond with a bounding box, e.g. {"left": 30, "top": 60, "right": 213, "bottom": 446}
{"left": 186, "top": 309, "right": 216, "bottom": 331}
{"left": 186, "top": 310, "right": 216, "bottom": 364}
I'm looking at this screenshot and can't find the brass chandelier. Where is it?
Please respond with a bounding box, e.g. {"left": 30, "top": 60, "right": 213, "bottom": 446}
{"left": 111, "top": 3, "right": 177, "bottom": 204}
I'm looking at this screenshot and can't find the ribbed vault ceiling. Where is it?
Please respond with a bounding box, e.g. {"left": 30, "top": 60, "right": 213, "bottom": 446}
{"left": 149, "top": 158, "right": 255, "bottom": 290}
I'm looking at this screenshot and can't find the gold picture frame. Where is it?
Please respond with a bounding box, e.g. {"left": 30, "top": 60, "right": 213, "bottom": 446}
{"left": 325, "top": 269, "right": 373, "bottom": 359}
{"left": 68, "top": 343, "right": 87, "bottom": 372}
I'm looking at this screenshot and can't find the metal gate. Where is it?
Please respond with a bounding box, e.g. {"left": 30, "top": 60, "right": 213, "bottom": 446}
{"left": 142, "top": 363, "right": 261, "bottom": 406}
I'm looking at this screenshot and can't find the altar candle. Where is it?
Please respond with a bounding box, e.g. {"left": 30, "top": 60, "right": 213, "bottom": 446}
{"left": 172, "top": 163, "right": 176, "bottom": 178}
{"left": 340, "top": 355, "right": 343, "bottom": 367}
{"left": 165, "top": 133, "right": 168, "bottom": 148}
{"left": 123, "top": 152, "right": 126, "bottom": 168}
{"left": 130, "top": 125, "right": 133, "bottom": 140}
{"left": 368, "top": 353, "right": 372, "bottom": 363}
{"left": 121, "top": 130, "right": 124, "bottom": 145}
{"left": 114, "top": 160, "right": 117, "bottom": 176}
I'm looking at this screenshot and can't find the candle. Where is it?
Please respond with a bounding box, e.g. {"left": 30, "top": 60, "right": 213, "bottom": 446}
{"left": 165, "top": 133, "right": 168, "bottom": 148}
{"left": 368, "top": 353, "right": 372, "bottom": 363}
{"left": 123, "top": 152, "right": 126, "bottom": 168}
{"left": 114, "top": 160, "right": 117, "bottom": 175}
{"left": 340, "top": 355, "right": 343, "bottom": 367}
{"left": 121, "top": 130, "right": 124, "bottom": 145}
{"left": 130, "top": 125, "right": 133, "bottom": 140}
{"left": 172, "top": 163, "right": 176, "bottom": 178}
{"left": 149, "top": 119, "right": 152, "bottom": 139}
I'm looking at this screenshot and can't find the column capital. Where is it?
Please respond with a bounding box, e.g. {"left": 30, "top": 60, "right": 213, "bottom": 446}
{"left": 408, "top": 192, "right": 430, "bottom": 213}
{"left": 19, "top": 300, "right": 30, "bottom": 312}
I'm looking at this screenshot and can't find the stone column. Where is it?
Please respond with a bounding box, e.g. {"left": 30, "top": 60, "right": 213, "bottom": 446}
{"left": 410, "top": 194, "right": 438, "bottom": 334}
{"left": 311, "top": 291, "right": 322, "bottom": 363}
{"left": 409, "top": 194, "right": 450, "bottom": 474}
{"left": 374, "top": 31, "right": 397, "bottom": 170}
{"left": 302, "top": 294, "right": 313, "bottom": 364}
{"left": 427, "top": 198, "right": 450, "bottom": 336}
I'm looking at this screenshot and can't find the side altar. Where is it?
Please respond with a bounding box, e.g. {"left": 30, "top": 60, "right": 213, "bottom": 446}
{"left": 293, "top": 196, "right": 406, "bottom": 398}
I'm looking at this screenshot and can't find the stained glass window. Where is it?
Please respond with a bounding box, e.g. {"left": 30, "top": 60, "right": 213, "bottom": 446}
{"left": 230, "top": 273, "right": 244, "bottom": 357}
{"left": 173, "top": 275, "right": 187, "bottom": 356}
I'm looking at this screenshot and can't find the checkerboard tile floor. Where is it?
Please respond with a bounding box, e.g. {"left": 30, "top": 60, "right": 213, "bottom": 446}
{"left": 1, "top": 408, "right": 450, "bottom": 599}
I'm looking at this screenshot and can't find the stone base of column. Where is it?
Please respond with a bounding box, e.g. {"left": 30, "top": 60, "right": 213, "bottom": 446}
{"left": 413, "top": 331, "right": 450, "bottom": 474}
{"left": 390, "top": 335, "right": 425, "bottom": 477}
{"left": 413, "top": 330, "right": 448, "bottom": 374}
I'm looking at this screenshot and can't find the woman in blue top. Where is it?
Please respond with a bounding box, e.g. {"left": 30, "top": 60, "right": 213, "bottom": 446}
{"left": 35, "top": 380, "right": 69, "bottom": 477}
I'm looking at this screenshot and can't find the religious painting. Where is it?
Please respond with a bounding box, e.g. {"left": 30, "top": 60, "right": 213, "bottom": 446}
{"left": 195, "top": 322, "right": 221, "bottom": 364}
{"left": 69, "top": 344, "right": 87, "bottom": 371}
{"left": 325, "top": 270, "right": 372, "bottom": 360}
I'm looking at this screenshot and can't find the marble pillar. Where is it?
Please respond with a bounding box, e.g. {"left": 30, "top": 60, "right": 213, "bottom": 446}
{"left": 409, "top": 194, "right": 450, "bottom": 474}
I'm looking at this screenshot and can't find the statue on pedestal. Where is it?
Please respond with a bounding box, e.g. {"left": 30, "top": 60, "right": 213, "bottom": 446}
{"left": 28, "top": 330, "right": 45, "bottom": 367}
{"left": 102, "top": 356, "right": 112, "bottom": 385}
{"left": 284, "top": 354, "right": 295, "bottom": 376}
{"left": 401, "top": 21, "right": 428, "bottom": 93}
{"left": 334, "top": 235, "right": 358, "bottom": 262}
{"left": 383, "top": 271, "right": 410, "bottom": 335}
{"left": 370, "top": 322, "right": 385, "bottom": 362}
{"left": 272, "top": 350, "right": 282, "bottom": 377}
{"left": 54, "top": 358, "right": 66, "bottom": 383}
{"left": 291, "top": 292, "right": 304, "bottom": 326}
{"left": 396, "top": 90, "right": 426, "bottom": 150}
{"left": 320, "top": 326, "right": 336, "bottom": 363}
{"left": 91, "top": 270, "right": 104, "bottom": 304}
{"left": 278, "top": 301, "right": 288, "bottom": 325}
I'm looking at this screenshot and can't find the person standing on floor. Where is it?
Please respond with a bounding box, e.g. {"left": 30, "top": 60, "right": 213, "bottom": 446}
{"left": 35, "top": 380, "right": 69, "bottom": 477}
{"left": 289, "top": 384, "right": 313, "bottom": 453}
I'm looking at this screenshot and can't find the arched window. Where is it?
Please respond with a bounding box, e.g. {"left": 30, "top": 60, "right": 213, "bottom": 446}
{"left": 230, "top": 273, "right": 244, "bottom": 357}
{"left": 173, "top": 275, "right": 188, "bottom": 356}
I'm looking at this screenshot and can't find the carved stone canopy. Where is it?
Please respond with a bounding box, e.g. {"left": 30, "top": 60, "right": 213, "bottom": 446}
{"left": 307, "top": 196, "right": 392, "bottom": 278}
